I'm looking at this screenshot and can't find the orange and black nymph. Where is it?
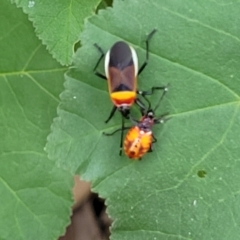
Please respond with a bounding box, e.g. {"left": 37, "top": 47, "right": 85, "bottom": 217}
{"left": 124, "top": 85, "right": 169, "bottom": 160}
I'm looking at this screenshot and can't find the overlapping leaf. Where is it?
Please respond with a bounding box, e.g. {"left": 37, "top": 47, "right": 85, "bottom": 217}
{"left": 12, "top": 0, "right": 100, "bottom": 65}
{"left": 0, "top": 2, "right": 73, "bottom": 240}
{"left": 47, "top": 0, "right": 240, "bottom": 239}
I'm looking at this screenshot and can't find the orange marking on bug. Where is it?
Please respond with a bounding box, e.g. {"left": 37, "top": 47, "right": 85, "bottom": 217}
{"left": 110, "top": 91, "right": 136, "bottom": 107}
{"left": 124, "top": 126, "right": 152, "bottom": 160}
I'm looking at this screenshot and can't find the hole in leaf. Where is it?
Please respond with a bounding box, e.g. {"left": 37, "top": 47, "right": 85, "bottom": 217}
{"left": 197, "top": 170, "right": 207, "bottom": 178}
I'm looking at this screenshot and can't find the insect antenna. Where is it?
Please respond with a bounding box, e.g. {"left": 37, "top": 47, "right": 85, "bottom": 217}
{"left": 153, "top": 84, "right": 169, "bottom": 113}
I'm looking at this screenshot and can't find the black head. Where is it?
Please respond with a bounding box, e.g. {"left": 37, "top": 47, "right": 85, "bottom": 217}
{"left": 146, "top": 110, "right": 154, "bottom": 119}
{"left": 119, "top": 107, "right": 130, "bottom": 119}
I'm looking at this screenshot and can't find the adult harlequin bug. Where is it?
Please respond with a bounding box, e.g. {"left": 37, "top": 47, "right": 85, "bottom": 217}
{"left": 124, "top": 85, "right": 169, "bottom": 160}
{"left": 94, "top": 29, "right": 163, "bottom": 154}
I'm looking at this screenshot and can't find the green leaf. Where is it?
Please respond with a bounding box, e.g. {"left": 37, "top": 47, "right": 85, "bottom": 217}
{"left": 11, "top": 0, "right": 100, "bottom": 65}
{"left": 0, "top": 2, "right": 73, "bottom": 240}
{"left": 47, "top": 0, "right": 240, "bottom": 239}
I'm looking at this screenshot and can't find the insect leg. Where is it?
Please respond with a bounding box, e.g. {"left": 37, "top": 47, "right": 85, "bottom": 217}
{"left": 148, "top": 135, "right": 157, "bottom": 153}
{"left": 135, "top": 97, "right": 149, "bottom": 115}
{"left": 105, "top": 106, "right": 117, "bottom": 123}
{"left": 152, "top": 134, "right": 157, "bottom": 143}
{"left": 137, "top": 86, "right": 165, "bottom": 111}
{"left": 103, "top": 126, "right": 131, "bottom": 136}
{"left": 93, "top": 43, "right": 107, "bottom": 80}
{"left": 148, "top": 145, "right": 153, "bottom": 152}
{"left": 119, "top": 116, "right": 125, "bottom": 156}
{"left": 103, "top": 116, "right": 130, "bottom": 156}
{"left": 138, "top": 29, "right": 157, "bottom": 75}
{"left": 139, "top": 86, "right": 167, "bottom": 97}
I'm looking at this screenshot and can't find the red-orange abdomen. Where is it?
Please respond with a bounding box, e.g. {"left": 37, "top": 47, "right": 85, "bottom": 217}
{"left": 124, "top": 127, "right": 152, "bottom": 160}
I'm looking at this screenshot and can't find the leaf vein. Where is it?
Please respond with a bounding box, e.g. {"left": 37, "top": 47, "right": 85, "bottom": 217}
{"left": 25, "top": 73, "right": 59, "bottom": 102}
